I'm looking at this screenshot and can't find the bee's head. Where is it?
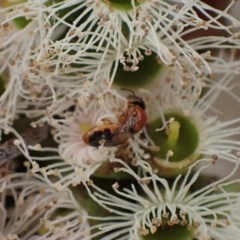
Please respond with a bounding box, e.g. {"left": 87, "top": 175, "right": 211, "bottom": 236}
{"left": 120, "top": 88, "right": 146, "bottom": 110}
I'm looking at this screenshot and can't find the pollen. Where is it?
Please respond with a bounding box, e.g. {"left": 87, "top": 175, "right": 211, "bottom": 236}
{"left": 150, "top": 225, "right": 157, "bottom": 234}
{"left": 79, "top": 123, "right": 91, "bottom": 133}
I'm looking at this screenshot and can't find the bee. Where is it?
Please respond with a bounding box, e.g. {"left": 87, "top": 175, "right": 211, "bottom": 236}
{"left": 117, "top": 88, "right": 147, "bottom": 132}
{"left": 82, "top": 89, "right": 147, "bottom": 148}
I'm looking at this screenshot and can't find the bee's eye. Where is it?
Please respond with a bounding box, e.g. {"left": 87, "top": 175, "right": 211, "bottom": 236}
{"left": 131, "top": 100, "right": 146, "bottom": 110}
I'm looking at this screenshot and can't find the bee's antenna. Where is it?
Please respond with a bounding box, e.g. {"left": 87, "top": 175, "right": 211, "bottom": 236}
{"left": 120, "top": 88, "right": 135, "bottom": 95}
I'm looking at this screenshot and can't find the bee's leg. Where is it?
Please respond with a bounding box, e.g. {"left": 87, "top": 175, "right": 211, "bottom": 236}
{"left": 95, "top": 118, "right": 112, "bottom": 127}
{"left": 101, "top": 118, "right": 113, "bottom": 124}
{"left": 98, "top": 139, "right": 106, "bottom": 149}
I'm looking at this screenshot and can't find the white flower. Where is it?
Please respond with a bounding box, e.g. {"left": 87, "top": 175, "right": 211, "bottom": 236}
{"left": 0, "top": 172, "right": 89, "bottom": 240}
{"left": 46, "top": 85, "right": 127, "bottom": 163}
{"left": 3, "top": 0, "right": 239, "bottom": 96}
{"left": 0, "top": 6, "right": 44, "bottom": 126}
{"left": 1, "top": 0, "right": 240, "bottom": 124}
{"left": 51, "top": 94, "right": 121, "bottom": 166}
{"left": 40, "top": 0, "right": 240, "bottom": 69}
{"left": 85, "top": 156, "right": 240, "bottom": 240}
{"left": 1, "top": 1, "right": 240, "bottom": 239}
{"left": 12, "top": 88, "right": 129, "bottom": 187}
{"left": 0, "top": 1, "right": 71, "bottom": 126}
{"left": 122, "top": 52, "right": 240, "bottom": 176}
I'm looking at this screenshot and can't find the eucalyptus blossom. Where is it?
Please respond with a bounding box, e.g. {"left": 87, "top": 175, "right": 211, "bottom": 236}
{"left": 1, "top": 1, "right": 240, "bottom": 240}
